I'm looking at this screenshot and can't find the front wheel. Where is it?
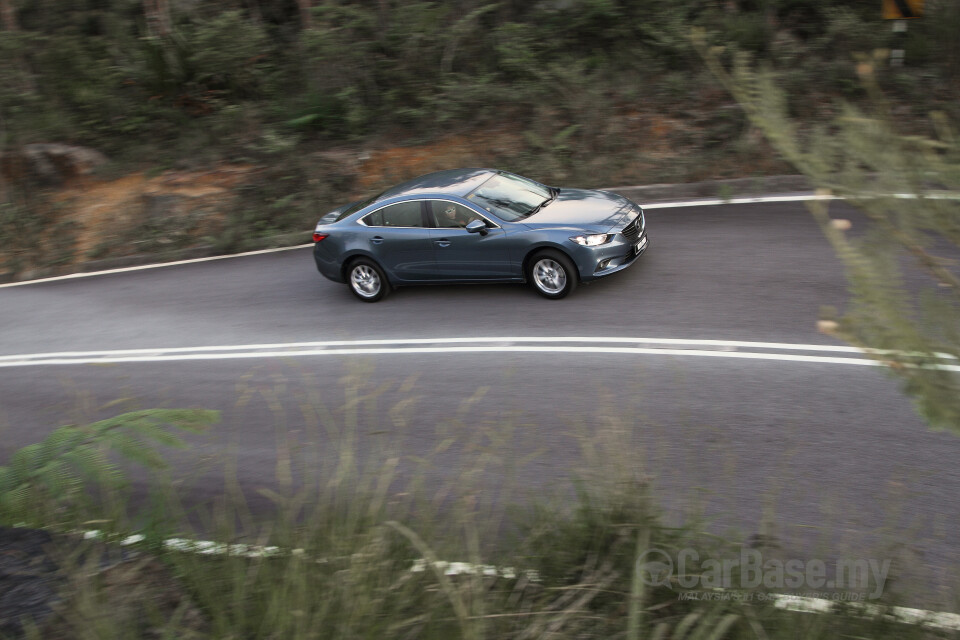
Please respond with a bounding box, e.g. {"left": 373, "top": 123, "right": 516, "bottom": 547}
{"left": 527, "top": 250, "right": 577, "bottom": 299}
{"left": 347, "top": 258, "right": 390, "bottom": 302}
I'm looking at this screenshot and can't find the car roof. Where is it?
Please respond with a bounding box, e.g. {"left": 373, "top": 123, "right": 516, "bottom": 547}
{"left": 377, "top": 168, "right": 495, "bottom": 201}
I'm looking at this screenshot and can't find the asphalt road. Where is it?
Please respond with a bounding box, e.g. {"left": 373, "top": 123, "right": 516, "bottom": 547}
{"left": 2, "top": 198, "right": 958, "bottom": 601}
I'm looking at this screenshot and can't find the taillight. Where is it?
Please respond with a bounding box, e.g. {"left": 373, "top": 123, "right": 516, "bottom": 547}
{"left": 313, "top": 233, "right": 328, "bottom": 242}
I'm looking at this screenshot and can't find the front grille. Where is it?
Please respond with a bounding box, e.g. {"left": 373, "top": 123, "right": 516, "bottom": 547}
{"left": 621, "top": 215, "right": 641, "bottom": 241}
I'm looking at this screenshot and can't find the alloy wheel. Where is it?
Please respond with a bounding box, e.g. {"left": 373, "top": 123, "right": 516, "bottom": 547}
{"left": 350, "top": 264, "right": 381, "bottom": 298}
{"left": 533, "top": 258, "right": 567, "bottom": 294}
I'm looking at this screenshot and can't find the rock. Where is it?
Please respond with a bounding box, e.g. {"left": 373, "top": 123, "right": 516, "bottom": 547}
{"left": 0, "top": 144, "right": 108, "bottom": 187}
{"left": 817, "top": 320, "right": 839, "bottom": 335}
{"left": 0, "top": 527, "right": 63, "bottom": 639}
{"left": 0, "top": 526, "right": 207, "bottom": 639}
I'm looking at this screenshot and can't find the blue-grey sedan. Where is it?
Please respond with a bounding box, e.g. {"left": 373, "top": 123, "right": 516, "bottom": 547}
{"left": 312, "top": 168, "right": 648, "bottom": 301}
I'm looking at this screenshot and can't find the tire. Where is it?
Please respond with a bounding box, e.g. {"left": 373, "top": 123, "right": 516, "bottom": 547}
{"left": 527, "top": 250, "right": 578, "bottom": 299}
{"left": 347, "top": 257, "right": 390, "bottom": 302}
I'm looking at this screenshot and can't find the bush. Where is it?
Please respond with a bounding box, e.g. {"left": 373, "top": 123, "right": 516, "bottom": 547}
{"left": 186, "top": 10, "right": 273, "bottom": 100}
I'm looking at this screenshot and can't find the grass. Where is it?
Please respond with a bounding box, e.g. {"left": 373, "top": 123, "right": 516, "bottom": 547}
{"left": 11, "top": 481, "right": 947, "bottom": 639}
{"left": 1, "top": 365, "right": 957, "bottom": 639}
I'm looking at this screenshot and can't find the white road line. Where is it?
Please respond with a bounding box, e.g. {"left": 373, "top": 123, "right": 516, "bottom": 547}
{"left": 0, "top": 243, "right": 312, "bottom": 289}
{"left": 0, "top": 192, "right": 862, "bottom": 289}
{"left": 417, "top": 559, "right": 960, "bottom": 630}
{"left": 0, "top": 337, "right": 872, "bottom": 361}
{"left": 1, "top": 345, "right": 951, "bottom": 370}
{"left": 73, "top": 529, "right": 960, "bottom": 631}
{"left": 643, "top": 194, "right": 838, "bottom": 209}
{"left": 641, "top": 192, "right": 960, "bottom": 209}
{"left": 772, "top": 594, "right": 960, "bottom": 631}
{"left": 2, "top": 190, "right": 956, "bottom": 288}
{"left": 0, "top": 337, "right": 954, "bottom": 367}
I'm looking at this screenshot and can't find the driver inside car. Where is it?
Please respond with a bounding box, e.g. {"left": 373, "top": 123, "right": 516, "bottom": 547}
{"left": 440, "top": 204, "right": 478, "bottom": 228}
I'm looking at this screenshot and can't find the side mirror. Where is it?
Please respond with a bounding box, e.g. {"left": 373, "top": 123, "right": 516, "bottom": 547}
{"left": 465, "top": 219, "right": 487, "bottom": 235}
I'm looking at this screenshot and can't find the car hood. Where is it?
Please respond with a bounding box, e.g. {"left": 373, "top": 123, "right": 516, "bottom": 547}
{"left": 520, "top": 189, "right": 633, "bottom": 232}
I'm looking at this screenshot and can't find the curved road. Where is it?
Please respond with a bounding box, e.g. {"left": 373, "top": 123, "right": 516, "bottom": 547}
{"left": 1, "top": 198, "right": 958, "bottom": 602}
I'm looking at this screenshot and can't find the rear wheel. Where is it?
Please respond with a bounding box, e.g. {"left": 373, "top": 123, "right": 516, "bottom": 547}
{"left": 527, "top": 250, "right": 577, "bottom": 299}
{"left": 347, "top": 258, "right": 390, "bottom": 302}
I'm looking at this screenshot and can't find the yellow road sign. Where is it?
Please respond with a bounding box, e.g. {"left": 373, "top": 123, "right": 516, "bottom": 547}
{"left": 883, "top": 0, "right": 924, "bottom": 19}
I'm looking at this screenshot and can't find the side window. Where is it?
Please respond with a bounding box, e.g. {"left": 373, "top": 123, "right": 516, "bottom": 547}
{"left": 363, "top": 201, "right": 423, "bottom": 227}
{"left": 430, "top": 201, "right": 485, "bottom": 229}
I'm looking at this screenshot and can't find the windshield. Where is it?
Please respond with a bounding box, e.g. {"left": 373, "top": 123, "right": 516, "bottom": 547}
{"left": 335, "top": 190, "right": 386, "bottom": 222}
{"left": 466, "top": 172, "right": 552, "bottom": 222}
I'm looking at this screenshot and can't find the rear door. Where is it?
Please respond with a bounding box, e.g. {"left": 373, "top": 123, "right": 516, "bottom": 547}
{"left": 426, "top": 200, "right": 517, "bottom": 280}
{"left": 361, "top": 200, "right": 436, "bottom": 282}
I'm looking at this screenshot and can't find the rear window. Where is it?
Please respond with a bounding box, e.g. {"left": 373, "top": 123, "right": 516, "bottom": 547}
{"left": 335, "top": 190, "right": 385, "bottom": 222}
{"left": 363, "top": 201, "right": 424, "bottom": 227}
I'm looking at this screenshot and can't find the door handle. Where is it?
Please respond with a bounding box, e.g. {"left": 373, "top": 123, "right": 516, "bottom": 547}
{"left": 371, "top": 236, "right": 384, "bottom": 245}
{"left": 434, "top": 240, "right": 451, "bottom": 248}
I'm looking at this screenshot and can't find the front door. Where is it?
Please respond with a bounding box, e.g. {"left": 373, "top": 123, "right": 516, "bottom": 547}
{"left": 427, "top": 200, "right": 515, "bottom": 279}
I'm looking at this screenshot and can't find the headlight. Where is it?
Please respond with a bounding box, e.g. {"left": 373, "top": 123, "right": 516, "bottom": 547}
{"left": 570, "top": 233, "right": 611, "bottom": 246}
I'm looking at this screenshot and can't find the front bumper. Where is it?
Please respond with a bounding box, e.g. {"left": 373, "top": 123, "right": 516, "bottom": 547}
{"left": 575, "top": 229, "right": 648, "bottom": 282}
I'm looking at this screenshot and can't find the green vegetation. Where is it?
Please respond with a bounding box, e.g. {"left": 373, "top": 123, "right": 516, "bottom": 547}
{"left": 0, "top": 373, "right": 954, "bottom": 638}
{"left": 3, "top": 1, "right": 955, "bottom": 153}
{"left": 0, "top": 441, "right": 945, "bottom": 637}
{"left": 0, "top": 409, "right": 218, "bottom": 528}
{"left": 3, "top": 2, "right": 960, "bottom": 634}
{"left": 1, "top": 0, "right": 959, "bottom": 264}
{"left": 0, "top": 0, "right": 960, "bottom": 273}
{"left": 695, "top": 29, "right": 960, "bottom": 433}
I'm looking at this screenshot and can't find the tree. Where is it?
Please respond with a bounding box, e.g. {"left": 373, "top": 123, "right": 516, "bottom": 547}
{"left": 695, "top": 33, "right": 960, "bottom": 432}
{"left": 0, "top": 0, "right": 17, "bottom": 32}
{"left": 296, "top": 0, "right": 313, "bottom": 29}
{"left": 0, "top": 409, "right": 219, "bottom": 525}
{"left": 144, "top": 0, "right": 171, "bottom": 38}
